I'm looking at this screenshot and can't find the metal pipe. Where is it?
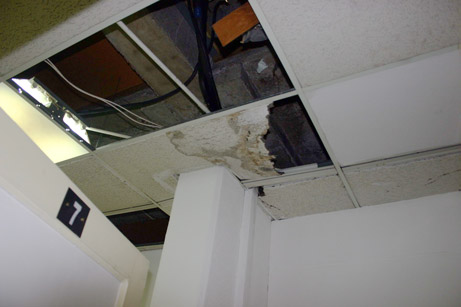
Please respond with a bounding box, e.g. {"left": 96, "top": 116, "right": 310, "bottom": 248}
{"left": 116, "top": 21, "right": 211, "bottom": 114}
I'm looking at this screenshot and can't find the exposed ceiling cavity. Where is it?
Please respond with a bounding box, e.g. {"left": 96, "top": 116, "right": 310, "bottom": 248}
{"left": 12, "top": 0, "right": 294, "bottom": 150}
{"left": 108, "top": 208, "right": 169, "bottom": 246}
{"left": 1, "top": 0, "right": 460, "bottom": 240}
{"left": 264, "top": 96, "right": 330, "bottom": 169}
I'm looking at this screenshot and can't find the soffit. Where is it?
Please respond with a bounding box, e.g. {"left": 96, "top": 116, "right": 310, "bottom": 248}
{"left": 253, "top": 0, "right": 461, "bottom": 87}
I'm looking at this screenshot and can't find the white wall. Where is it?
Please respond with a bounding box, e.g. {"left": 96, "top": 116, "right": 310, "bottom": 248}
{"left": 151, "top": 167, "right": 246, "bottom": 307}
{"left": 140, "top": 249, "right": 163, "bottom": 307}
{"left": 151, "top": 167, "right": 272, "bottom": 307}
{"left": 268, "top": 192, "right": 461, "bottom": 307}
{"left": 244, "top": 201, "right": 271, "bottom": 307}
{"left": 0, "top": 186, "right": 121, "bottom": 307}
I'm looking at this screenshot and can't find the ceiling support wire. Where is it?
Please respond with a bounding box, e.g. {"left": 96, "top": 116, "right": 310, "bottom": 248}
{"left": 116, "top": 21, "right": 211, "bottom": 114}
{"left": 248, "top": 0, "right": 361, "bottom": 208}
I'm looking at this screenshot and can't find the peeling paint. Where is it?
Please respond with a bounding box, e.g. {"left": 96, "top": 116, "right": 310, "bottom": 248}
{"left": 166, "top": 105, "right": 276, "bottom": 179}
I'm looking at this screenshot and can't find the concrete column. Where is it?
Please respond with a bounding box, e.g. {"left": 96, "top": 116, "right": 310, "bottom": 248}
{"left": 151, "top": 166, "right": 271, "bottom": 307}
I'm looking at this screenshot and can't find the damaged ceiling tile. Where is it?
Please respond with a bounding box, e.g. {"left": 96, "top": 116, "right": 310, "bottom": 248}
{"left": 344, "top": 152, "right": 461, "bottom": 206}
{"left": 59, "top": 155, "right": 152, "bottom": 212}
{"left": 166, "top": 105, "right": 277, "bottom": 179}
{"left": 60, "top": 97, "right": 335, "bottom": 214}
{"left": 89, "top": 104, "right": 275, "bottom": 204}
{"left": 259, "top": 175, "right": 355, "bottom": 219}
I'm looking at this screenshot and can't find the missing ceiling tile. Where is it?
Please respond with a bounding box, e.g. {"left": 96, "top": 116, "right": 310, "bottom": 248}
{"left": 264, "top": 96, "right": 331, "bottom": 170}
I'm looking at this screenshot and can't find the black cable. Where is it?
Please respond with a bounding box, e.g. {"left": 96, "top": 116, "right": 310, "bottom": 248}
{"left": 187, "top": 0, "right": 222, "bottom": 111}
{"left": 79, "top": 0, "right": 225, "bottom": 117}
{"left": 208, "top": 0, "right": 227, "bottom": 53}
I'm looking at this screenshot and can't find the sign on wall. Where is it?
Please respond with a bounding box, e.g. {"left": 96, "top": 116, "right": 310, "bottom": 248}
{"left": 57, "top": 188, "right": 90, "bottom": 237}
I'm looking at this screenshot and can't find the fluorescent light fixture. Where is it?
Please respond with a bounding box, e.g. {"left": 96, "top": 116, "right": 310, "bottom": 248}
{"left": 63, "top": 111, "right": 90, "bottom": 143}
{"left": 11, "top": 78, "right": 56, "bottom": 108}
{"left": 0, "top": 82, "right": 89, "bottom": 163}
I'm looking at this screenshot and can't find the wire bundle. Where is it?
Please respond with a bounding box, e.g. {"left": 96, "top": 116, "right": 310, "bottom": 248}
{"left": 44, "top": 59, "right": 162, "bottom": 129}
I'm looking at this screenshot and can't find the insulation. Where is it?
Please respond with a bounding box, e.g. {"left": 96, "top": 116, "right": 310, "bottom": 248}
{"left": 260, "top": 175, "right": 355, "bottom": 219}
{"left": 344, "top": 152, "right": 461, "bottom": 206}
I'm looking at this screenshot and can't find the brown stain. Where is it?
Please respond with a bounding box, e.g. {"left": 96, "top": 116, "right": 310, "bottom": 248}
{"left": 166, "top": 109, "right": 276, "bottom": 179}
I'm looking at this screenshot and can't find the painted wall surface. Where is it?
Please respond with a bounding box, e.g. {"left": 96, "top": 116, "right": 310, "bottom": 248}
{"left": 151, "top": 167, "right": 246, "bottom": 307}
{"left": 306, "top": 48, "right": 461, "bottom": 166}
{"left": 140, "top": 249, "right": 163, "bottom": 307}
{"left": 245, "top": 202, "right": 271, "bottom": 307}
{"left": 268, "top": 192, "right": 461, "bottom": 307}
{"left": 0, "top": 186, "right": 120, "bottom": 307}
{"left": 152, "top": 167, "right": 273, "bottom": 307}
{"left": 0, "top": 107, "right": 149, "bottom": 306}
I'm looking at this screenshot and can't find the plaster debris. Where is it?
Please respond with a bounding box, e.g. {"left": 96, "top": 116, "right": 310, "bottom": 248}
{"left": 167, "top": 105, "right": 276, "bottom": 179}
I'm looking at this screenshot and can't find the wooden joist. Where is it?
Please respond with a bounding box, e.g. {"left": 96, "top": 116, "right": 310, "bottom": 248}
{"left": 212, "top": 2, "right": 259, "bottom": 47}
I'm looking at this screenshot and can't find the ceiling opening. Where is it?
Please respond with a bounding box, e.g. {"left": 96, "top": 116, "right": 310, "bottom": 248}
{"left": 265, "top": 96, "right": 331, "bottom": 171}
{"left": 4, "top": 0, "right": 334, "bottom": 240}
{"left": 108, "top": 208, "right": 169, "bottom": 246}
{"left": 10, "top": 0, "right": 293, "bottom": 149}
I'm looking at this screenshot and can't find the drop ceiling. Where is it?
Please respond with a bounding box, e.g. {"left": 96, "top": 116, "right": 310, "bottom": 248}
{"left": 0, "top": 0, "right": 460, "bottom": 222}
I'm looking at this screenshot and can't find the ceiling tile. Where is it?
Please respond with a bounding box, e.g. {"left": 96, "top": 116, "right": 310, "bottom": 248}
{"left": 59, "top": 155, "right": 152, "bottom": 212}
{"left": 306, "top": 49, "right": 461, "bottom": 166}
{"left": 158, "top": 199, "right": 173, "bottom": 215}
{"left": 255, "top": 0, "right": 461, "bottom": 86}
{"left": 260, "top": 175, "right": 355, "bottom": 219}
{"left": 95, "top": 105, "right": 276, "bottom": 204}
{"left": 344, "top": 152, "right": 461, "bottom": 206}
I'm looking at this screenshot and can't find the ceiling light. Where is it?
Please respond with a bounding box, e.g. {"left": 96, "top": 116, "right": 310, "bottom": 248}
{"left": 0, "top": 82, "right": 90, "bottom": 163}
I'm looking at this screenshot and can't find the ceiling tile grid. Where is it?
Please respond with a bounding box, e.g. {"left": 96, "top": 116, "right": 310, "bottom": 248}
{"left": 90, "top": 105, "right": 274, "bottom": 207}
{"left": 344, "top": 152, "right": 461, "bottom": 207}
{"left": 253, "top": 0, "right": 461, "bottom": 87}
{"left": 260, "top": 175, "right": 355, "bottom": 219}
{"left": 59, "top": 155, "right": 152, "bottom": 212}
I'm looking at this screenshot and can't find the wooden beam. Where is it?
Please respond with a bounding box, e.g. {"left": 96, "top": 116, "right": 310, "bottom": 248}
{"left": 212, "top": 2, "right": 259, "bottom": 47}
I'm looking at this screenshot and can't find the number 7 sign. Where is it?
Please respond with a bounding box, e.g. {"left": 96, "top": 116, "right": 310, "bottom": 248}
{"left": 57, "top": 188, "right": 90, "bottom": 237}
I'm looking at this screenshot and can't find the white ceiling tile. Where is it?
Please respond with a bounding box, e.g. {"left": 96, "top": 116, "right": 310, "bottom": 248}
{"left": 158, "top": 199, "right": 173, "bottom": 215}
{"left": 344, "top": 152, "right": 461, "bottom": 207}
{"left": 60, "top": 155, "right": 152, "bottom": 212}
{"left": 254, "top": 0, "right": 461, "bottom": 86}
{"left": 260, "top": 175, "right": 355, "bottom": 219}
{"left": 306, "top": 49, "right": 461, "bottom": 166}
